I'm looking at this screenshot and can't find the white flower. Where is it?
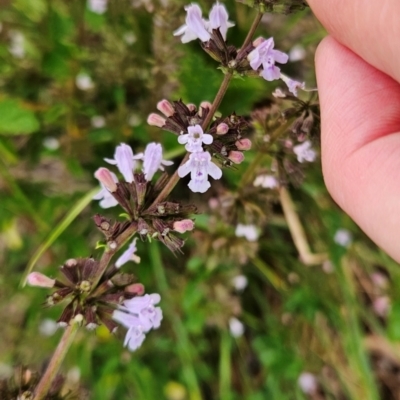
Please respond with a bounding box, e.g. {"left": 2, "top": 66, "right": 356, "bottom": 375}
{"left": 9, "top": 31, "right": 25, "bottom": 59}
{"left": 334, "top": 229, "right": 352, "bottom": 247}
{"left": 298, "top": 372, "right": 318, "bottom": 395}
{"left": 232, "top": 275, "right": 248, "bottom": 291}
{"left": 178, "top": 125, "right": 213, "bottom": 153}
{"left": 104, "top": 143, "right": 136, "bottom": 183}
{"left": 173, "top": 4, "right": 211, "bottom": 43}
{"left": 91, "top": 115, "right": 106, "bottom": 128}
{"left": 87, "top": 0, "right": 108, "bottom": 14}
{"left": 134, "top": 143, "right": 173, "bottom": 181}
{"left": 293, "top": 140, "right": 316, "bottom": 163}
{"left": 235, "top": 224, "right": 259, "bottom": 242}
{"left": 178, "top": 151, "right": 222, "bottom": 193}
{"left": 289, "top": 44, "right": 306, "bottom": 62}
{"left": 93, "top": 170, "right": 119, "bottom": 208}
{"left": 229, "top": 317, "right": 244, "bottom": 338}
{"left": 253, "top": 174, "right": 278, "bottom": 189}
{"left": 39, "top": 319, "right": 58, "bottom": 337}
{"left": 247, "top": 37, "right": 289, "bottom": 81}
{"left": 75, "top": 73, "right": 94, "bottom": 90}
{"left": 115, "top": 238, "right": 140, "bottom": 268}
{"left": 112, "top": 293, "right": 163, "bottom": 351}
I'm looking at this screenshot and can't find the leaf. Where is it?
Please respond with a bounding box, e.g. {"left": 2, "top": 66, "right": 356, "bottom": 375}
{"left": 0, "top": 99, "right": 40, "bottom": 135}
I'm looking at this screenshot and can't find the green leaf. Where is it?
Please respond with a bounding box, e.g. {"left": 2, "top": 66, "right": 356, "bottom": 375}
{"left": 0, "top": 99, "right": 40, "bottom": 135}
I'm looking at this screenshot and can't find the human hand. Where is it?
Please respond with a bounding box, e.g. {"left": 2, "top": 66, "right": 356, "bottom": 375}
{"left": 307, "top": 0, "right": 400, "bottom": 261}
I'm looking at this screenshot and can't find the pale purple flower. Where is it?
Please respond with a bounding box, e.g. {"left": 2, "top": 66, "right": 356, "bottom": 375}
{"left": 115, "top": 238, "right": 139, "bottom": 268}
{"left": 178, "top": 151, "right": 222, "bottom": 193}
{"left": 9, "top": 31, "right": 25, "bottom": 58}
{"left": 280, "top": 74, "right": 305, "bottom": 97}
{"left": 334, "top": 228, "right": 352, "bottom": 247}
{"left": 235, "top": 224, "right": 259, "bottom": 242}
{"left": 173, "top": 4, "right": 211, "bottom": 43}
{"left": 207, "top": 2, "right": 234, "bottom": 40}
{"left": 293, "top": 140, "right": 316, "bottom": 163}
{"left": 373, "top": 296, "right": 390, "bottom": 317}
{"left": 178, "top": 125, "right": 213, "bottom": 152}
{"left": 112, "top": 293, "right": 163, "bottom": 352}
{"left": 232, "top": 275, "right": 248, "bottom": 291}
{"left": 134, "top": 143, "right": 173, "bottom": 181}
{"left": 104, "top": 143, "right": 136, "bottom": 183}
{"left": 298, "top": 372, "right": 318, "bottom": 395}
{"left": 93, "top": 170, "right": 119, "bottom": 208}
{"left": 247, "top": 37, "right": 289, "bottom": 81}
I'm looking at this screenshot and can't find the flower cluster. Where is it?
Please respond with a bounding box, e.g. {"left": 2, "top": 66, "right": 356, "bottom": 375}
{"left": 93, "top": 142, "right": 196, "bottom": 253}
{"left": 173, "top": 2, "right": 234, "bottom": 43}
{"left": 27, "top": 256, "right": 162, "bottom": 352}
{"left": 148, "top": 99, "right": 252, "bottom": 193}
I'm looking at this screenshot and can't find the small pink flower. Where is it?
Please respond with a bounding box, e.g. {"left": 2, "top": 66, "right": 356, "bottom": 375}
{"left": 27, "top": 272, "right": 55, "bottom": 288}
{"left": 157, "top": 99, "right": 175, "bottom": 117}
{"left": 216, "top": 123, "right": 229, "bottom": 135}
{"left": 228, "top": 150, "right": 244, "bottom": 164}
{"left": 147, "top": 113, "right": 166, "bottom": 128}
{"left": 173, "top": 219, "right": 195, "bottom": 233}
{"left": 94, "top": 167, "right": 118, "bottom": 192}
{"left": 235, "top": 138, "right": 251, "bottom": 150}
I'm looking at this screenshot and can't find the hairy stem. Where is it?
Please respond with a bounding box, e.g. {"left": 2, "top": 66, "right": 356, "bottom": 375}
{"left": 236, "top": 11, "right": 263, "bottom": 59}
{"left": 33, "top": 323, "right": 79, "bottom": 400}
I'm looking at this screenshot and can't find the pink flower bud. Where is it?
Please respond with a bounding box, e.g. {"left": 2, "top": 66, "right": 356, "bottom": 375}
{"left": 228, "top": 151, "right": 244, "bottom": 164}
{"left": 94, "top": 168, "right": 118, "bottom": 192}
{"left": 252, "top": 37, "right": 265, "bottom": 47}
{"left": 156, "top": 99, "right": 175, "bottom": 117}
{"left": 125, "top": 283, "right": 145, "bottom": 296}
{"left": 235, "top": 138, "right": 252, "bottom": 150}
{"left": 216, "top": 123, "right": 229, "bottom": 135}
{"left": 173, "top": 219, "right": 195, "bottom": 233}
{"left": 27, "top": 272, "right": 55, "bottom": 288}
{"left": 200, "top": 101, "right": 212, "bottom": 110}
{"left": 147, "top": 113, "right": 166, "bottom": 128}
{"left": 187, "top": 103, "right": 197, "bottom": 112}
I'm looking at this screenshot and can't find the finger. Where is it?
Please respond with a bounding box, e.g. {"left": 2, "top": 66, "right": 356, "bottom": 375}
{"left": 307, "top": 0, "right": 400, "bottom": 83}
{"left": 316, "top": 37, "right": 400, "bottom": 262}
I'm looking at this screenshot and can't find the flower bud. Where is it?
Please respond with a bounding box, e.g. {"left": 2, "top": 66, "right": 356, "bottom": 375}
{"left": 94, "top": 168, "right": 117, "bottom": 192}
{"left": 235, "top": 138, "right": 252, "bottom": 150}
{"left": 27, "top": 272, "right": 55, "bottom": 288}
{"left": 228, "top": 151, "right": 244, "bottom": 164}
{"left": 252, "top": 37, "right": 264, "bottom": 47}
{"left": 156, "top": 99, "right": 175, "bottom": 117}
{"left": 173, "top": 219, "right": 195, "bottom": 233}
{"left": 216, "top": 123, "right": 229, "bottom": 135}
{"left": 147, "top": 113, "right": 166, "bottom": 128}
{"left": 200, "top": 101, "right": 212, "bottom": 110}
{"left": 125, "top": 283, "right": 145, "bottom": 296}
{"left": 187, "top": 103, "right": 197, "bottom": 112}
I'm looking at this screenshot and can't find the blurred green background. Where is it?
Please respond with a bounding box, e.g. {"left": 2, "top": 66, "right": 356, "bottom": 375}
{"left": 1, "top": 1, "right": 400, "bottom": 399}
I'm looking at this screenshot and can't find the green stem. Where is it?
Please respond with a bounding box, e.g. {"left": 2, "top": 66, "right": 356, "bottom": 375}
{"left": 33, "top": 323, "right": 79, "bottom": 400}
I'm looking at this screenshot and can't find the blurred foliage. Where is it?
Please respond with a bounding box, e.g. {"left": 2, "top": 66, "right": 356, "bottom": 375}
{"left": 0, "top": 1, "right": 399, "bottom": 400}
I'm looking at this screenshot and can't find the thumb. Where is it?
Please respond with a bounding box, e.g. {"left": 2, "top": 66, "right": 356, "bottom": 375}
{"left": 316, "top": 36, "right": 400, "bottom": 261}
